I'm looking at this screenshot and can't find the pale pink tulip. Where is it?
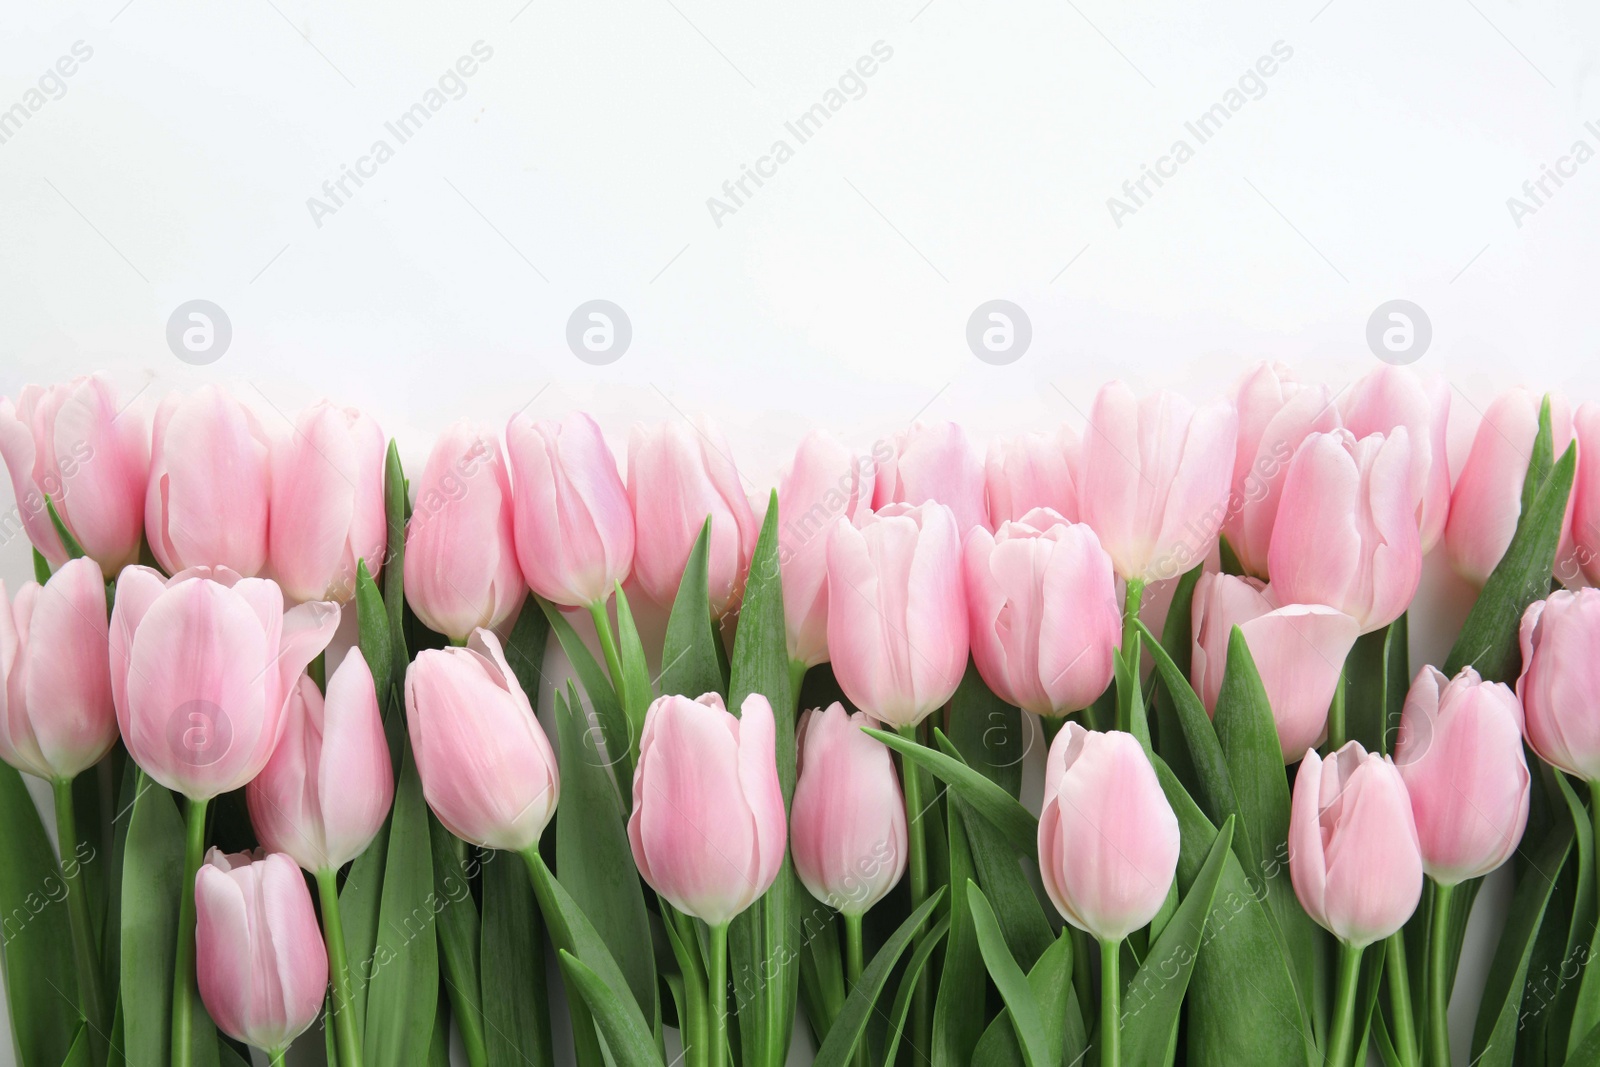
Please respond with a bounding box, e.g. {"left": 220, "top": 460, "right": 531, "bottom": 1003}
{"left": 985, "top": 427, "right": 1080, "bottom": 528}
{"left": 874, "top": 421, "right": 990, "bottom": 536}
{"left": 1567, "top": 403, "right": 1600, "bottom": 586}
{"left": 1341, "top": 365, "right": 1451, "bottom": 551}
{"left": 1518, "top": 590, "right": 1600, "bottom": 781}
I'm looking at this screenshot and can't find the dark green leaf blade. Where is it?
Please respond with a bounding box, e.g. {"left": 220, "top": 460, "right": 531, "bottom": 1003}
{"left": 480, "top": 849, "right": 554, "bottom": 1067}
{"left": 117, "top": 773, "right": 183, "bottom": 1067}
{"left": 868, "top": 728, "right": 1036, "bottom": 861}
{"left": 968, "top": 881, "right": 1053, "bottom": 1067}
{"left": 556, "top": 952, "right": 663, "bottom": 1067}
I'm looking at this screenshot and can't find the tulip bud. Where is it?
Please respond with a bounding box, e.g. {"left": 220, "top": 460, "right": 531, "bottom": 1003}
{"left": 1341, "top": 365, "right": 1451, "bottom": 551}
{"left": 826, "top": 503, "right": 968, "bottom": 728}
{"left": 791, "top": 703, "right": 907, "bottom": 915}
{"left": 0, "top": 375, "right": 148, "bottom": 574}
{"left": 874, "top": 421, "right": 990, "bottom": 536}
{"left": 1038, "top": 725, "right": 1179, "bottom": 941}
{"left": 406, "top": 630, "right": 559, "bottom": 851}
{"left": 403, "top": 421, "right": 523, "bottom": 641}
{"left": 1289, "top": 742, "right": 1423, "bottom": 947}
{"left": 1395, "top": 666, "right": 1529, "bottom": 885}
{"left": 985, "top": 428, "right": 1080, "bottom": 528}
{"left": 247, "top": 650, "right": 393, "bottom": 873}
{"left": 775, "top": 431, "right": 874, "bottom": 667}
{"left": 1078, "top": 381, "right": 1238, "bottom": 583}
{"left": 1269, "top": 429, "right": 1421, "bottom": 633}
{"left": 268, "top": 400, "right": 387, "bottom": 604}
{"left": 628, "top": 692, "right": 786, "bottom": 925}
{"left": 964, "top": 510, "right": 1119, "bottom": 717}
{"left": 0, "top": 558, "right": 118, "bottom": 780}
{"left": 1518, "top": 590, "right": 1600, "bottom": 781}
{"left": 1567, "top": 403, "right": 1600, "bottom": 586}
{"left": 506, "top": 411, "right": 634, "bottom": 608}
{"left": 194, "top": 850, "right": 328, "bottom": 1053}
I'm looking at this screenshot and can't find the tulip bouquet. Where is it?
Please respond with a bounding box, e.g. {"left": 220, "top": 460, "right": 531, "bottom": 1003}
{"left": 1, "top": 364, "right": 1599, "bottom": 1067}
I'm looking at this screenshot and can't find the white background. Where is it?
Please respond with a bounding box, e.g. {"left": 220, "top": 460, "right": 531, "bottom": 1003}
{"left": 5, "top": 0, "right": 1600, "bottom": 1062}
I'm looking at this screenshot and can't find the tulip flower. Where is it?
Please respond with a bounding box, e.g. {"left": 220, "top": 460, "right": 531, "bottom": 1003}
{"left": 1518, "top": 589, "right": 1600, "bottom": 781}
{"left": 0, "top": 374, "right": 148, "bottom": 573}
{"left": 963, "top": 509, "right": 1120, "bottom": 717}
{"left": 1568, "top": 402, "right": 1600, "bottom": 586}
{"left": 194, "top": 850, "right": 328, "bottom": 1059}
{"left": 146, "top": 385, "right": 272, "bottom": 576}
{"left": 1268, "top": 429, "right": 1421, "bottom": 634}
{"left": 406, "top": 629, "right": 559, "bottom": 851}
{"left": 628, "top": 419, "right": 756, "bottom": 617}
{"left": 1189, "top": 573, "right": 1359, "bottom": 762}
{"left": 403, "top": 421, "right": 524, "bottom": 641}
{"left": 1341, "top": 365, "right": 1451, "bottom": 551}
{"left": 873, "top": 421, "right": 990, "bottom": 536}
{"left": 985, "top": 427, "right": 1080, "bottom": 528}
{"left": 268, "top": 400, "right": 387, "bottom": 604}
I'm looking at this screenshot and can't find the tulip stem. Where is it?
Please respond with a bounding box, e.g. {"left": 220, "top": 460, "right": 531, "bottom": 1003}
{"left": 171, "top": 796, "right": 210, "bottom": 1067}
{"left": 1326, "top": 669, "right": 1347, "bottom": 750}
{"left": 1386, "top": 930, "right": 1419, "bottom": 1067}
{"left": 268, "top": 1049, "right": 287, "bottom": 1067}
{"left": 315, "top": 868, "right": 366, "bottom": 1067}
{"left": 1326, "top": 941, "right": 1364, "bottom": 1067}
{"left": 587, "top": 600, "right": 626, "bottom": 695}
{"left": 707, "top": 922, "right": 729, "bottom": 1067}
{"left": 52, "top": 778, "right": 108, "bottom": 1067}
{"left": 1427, "top": 882, "right": 1456, "bottom": 1067}
{"left": 843, "top": 912, "right": 866, "bottom": 1067}
{"left": 1099, "top": 937, "right": 1121, "bottom": 1067}
{"left": 1118, "top": 579, "right": 1144, "bottom": 733}
{"left": 897, "top": 723, "right": 931, "bottom": 1056}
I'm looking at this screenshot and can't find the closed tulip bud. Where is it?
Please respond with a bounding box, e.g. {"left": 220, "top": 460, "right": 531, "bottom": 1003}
{"left": 1395, "top": 666, "right": 1529, "bottom": 885}
{"left": 1567, "top": 403, "right": 1600, "bottom": 586}
{"left": 0, "top": 375, "right": 148, "bottom": 574}
{"left": 985, "top": 428, "right": 1080, "bottom": 528}
{"left": 110, "top": 566, "right": 339, "bottom": 800}
{"left": 194, "top": 850, "right": 328, "bottom": 1054}
{"left": 247, "top": 650, "right": 393, "bottom": 873}
{"left": 874, "top": 421, "right": 990, "bottom": 535}
{"left": 775, "top": 431, "right": 874, "bottom": 667}
{"left": 0, "top": 558, "right": 117, "bottom": 780}
{"left": 964, "top": 510, "right": 1119, "bottom": 717}
{"left": 1289, "top": 742, "right": 1423, "bottom": 947}
{"left": 826, "top": 503, "right": 968, "bottom": 728}
{"left": 1269, "top": 429, "right": 1421, "bottom": 633}
{"left": 506, "top": 411, "right": 634, "bottom": 608}
{"left": 268, "top": 401, "right": 387, "bottom": 604}
{"left": 1038, "top": 725, "right": 1179, "bottom": 941}
{"left": 1518, "top": 590, "right": 1600, "bottom": 780}
{"left": 628, "top": 419, "right": 756, "bottom": 617}
{"left": 1078, "top": 381, "right": 1238, "bottom": 583}
{"left": 405, "top": 630, "right": 559, "bottom": 851}
{"left": 146, "top": 386, "right": 272, "bottom": 576}
{"left": 1341, "top": 365, "right": 1451, "bottom": 551}
{"left": 403, "top": 421, "right": 523, "bottom": 641}
{"left": 791, "top": 703, "right": 907, "bottom": 915}
{"left": 1189, "top": 573, "right": 1359, "bottom": 763}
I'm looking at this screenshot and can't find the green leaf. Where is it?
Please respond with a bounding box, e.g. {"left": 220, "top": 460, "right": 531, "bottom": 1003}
{"left": 354, "top": 560, "right": 392, "bottom": 706}
{"left": 428, "top": 816, "right": 483, "bottom": 1059}
{"left": 382, "top": 440, "right": 409, "bottom": 689}
{"left": 945, "top": 658, "right": 1026, "bottom": 799}
{"left": 1343, "top": 623, "right": 1393, "bottom": 755}
{"left": 879, "top": 915, "right": 953, "bottom": 1067}
{"left": 1523, "top": 394, "right": 1557, "bottom": 517}
{"left": 658, "top": 519, "right": 725, "bottom": 699}
{"left": 117, "top": 773, "right": 183, "bottom": 1067}
{"left": 612, "top": 585, "right": 656, "bottom": 760}
{"left": 959, "top": 798, "right": 1052, "bottom": 972}
{"left": 968, "top": 881, "right": 1053, "bottom": 1067}
{"left": 32, "top": 547, "right": 51, "bottom": 584}
{"left": 1137, "top": 620, "right": 1243, "bottom": 838}
{"left": 1150, "top": 565, "right": 1205, "bottom": 789}
{"left": 867, "top": 727, "right": 1036, "bottom": 861}
{"left": 556, "top": 951, "right": 664, "bottom": 1067}
{"left": 541, "top": 599, "right": 634, "bottom": 786}
{"left": 501, "top": 593, "right": 551, "bottom": 707}
{"left": 970, "top": 931, "right": 1085, "bottom": 1067}
{"left": 337, "top": 807, "right": 391, "bottom": 1042}
{"left": 481, "top": 849, "right": 554, "bottom": 1067}
{"left": 933, "top": 802, "right": 985, "bottom": 1067}
{"left": 45, "top": 495, "right": 85, "bottom": 560}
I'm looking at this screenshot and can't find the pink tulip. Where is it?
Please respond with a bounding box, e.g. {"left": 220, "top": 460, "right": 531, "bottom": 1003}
{"left": 628, "top": 419, "right": 756, "bottom": 617}
{"left": 963, "top": 509, "right": 1119, "bottom": 717}
{"left": 0, "top": 375, "right": 148, "bottom": 574}
{"left": 110, "top": 566, "right": 339, "bottom": 800}
{"left": 194, "top": 849, "right": 328, "bottom": 1053}
{"left": 1341, "top": 365, "right": 1451, "bottom": 551}
{"left": 247, "top": 650, "right": 392, "bottom": 873}
{"left": 873, "top": 421, "right": 990, "bottom": 536}
{"left": 1395, "top": 666, "right": 1529, "bottom": 885}
{"left": 1268, "top": 429, "right": 1421, "bottom": 633}
{"left": 1189, "top": 573, "right": 1359, "bottom": 763}
{"left": 1567, "top": 403, "right": 1600, "bottom": 586}
{"left": 506, "top": 412, "right": 634, "bottom": 608}
{"left": 791, "top": 703, "right": 907, "bottom": 915}
{"left": 1222, "top": 363, "right": 1340, "bottom": 578}
{"left": 268, "top": 401, "right": 387, "bottom": 604}
{"left": 0, "top": 558, "right": 117, "bottom": 780}
{"left": 1078, "top": 382, "right": 1238, "bottom": 583}
{"left": 1038, "top": 725, "right": 1179, "bottom": 941}
{"left": 1518, "top": 590, "right": 1600, "bottom": 781}
{"left": 146, "top": 386, "right": 272, "bottom": 577}
{"left": 775, "top": 431, "right": 876, "bottom": 667}
{"left": 985, "top": 428, "right": 1080, "bottom": 528}
{"left": 405, "top": 630, "right": 559, "bottom": 851}
{"left": 403, "top": 421, "right": 524, "bottom": 641}
{"left": 1289, "top": 742, "right": 1423, "bottom": 947}
{"left": 826, "top": 502, "right": 968, "bottom": 728}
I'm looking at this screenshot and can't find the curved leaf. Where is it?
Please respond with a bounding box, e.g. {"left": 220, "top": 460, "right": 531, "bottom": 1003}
{"left": 557, "top": 951, "right": 664, "bottom": 1067}
{"left": 659, "top": 519, "right": 724, "bottom": 699}
{"left": 868, "top": 728, "right": 1036, "bottom": 861}
{"left": 879, "top": 915, "right": 952, "bottom": 1067}
{"left": 968, "top": 882, "right": 1051, "bottom": 1067}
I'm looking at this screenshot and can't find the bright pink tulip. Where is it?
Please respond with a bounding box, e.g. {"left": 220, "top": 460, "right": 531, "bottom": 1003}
{"left": 1395, "top": 666, "right": 1528, "bottom": 885}
{"left": 1518, "top": 590, "right": 1600, "bottom": 780}
{"left": 1566, "top": 403, "right": 1600, "bottom": 586}
{"left": 146, "top": 386, "right": 272, "bottom": 576}
{"left": 110, "top": 566, "right": 339, "bottom": 800}
{"left": 268, "top": 401, "right": 386, "bottom": 604}
{"left": 1289, "top": 742, "right": 1423, "bottom": 947}
{"left": 873, "top": 421, "right": 990, "bottom": 536}
{"left": 1222, "top": 363, "right": 1340, "bottom": 578}
{"left": 628, "top": 692, "right": 786, "bottom": 926}
{"left": 791, "top": 703, "right": 906, "bottom": 915}
{"left": 1189, "top": 573, "right": 1359, "bottom": 762}
{"left": 1341, "top": 365, "right": 1451, "bottom": 551}
{"left": 985, "top": 428, "right": 1080, "bottom": 528}
{"left": 1268, "top": 429, "right": 1420, "bottom": 633}
{"left": 403, "top": 421, "right": 523, "bottom": 641}
{"left": 506, "top": 411, "right": 634, "bottom": 608}
{"left": 1038, "top": 725, "right": 1179, "bottom": 941}
{"left": 628, "top": 420, "right": 756, "bottom": 617}
{"left": 963, "top": 509, "right": 1119, "bottom": 717}
{"left": 194, "top": 849, "right": 328, "bottom": 1053}
{"left": 1078, "top": 382, "right": 1238, "bottom": 583}
{"left": 826, "top": 502, "right": 968, "bottom": 728}
{"left": 405, "top": 630, "right": 559, "bottom": 851}
{"left": 247, "top": 650, "right": 392, "bottom": 873}
{"left": 0, "top": 558, "right": 117, "bottom": 780}
{"left": 0, "top": 375, "right": 148, "bottom": 573}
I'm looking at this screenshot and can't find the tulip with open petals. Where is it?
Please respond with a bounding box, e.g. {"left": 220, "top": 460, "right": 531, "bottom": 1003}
{"left": 874, "top": 421, "right": 990, "bottom": 536}
{"left": 1342, "top": 365, "right": 1452, "bottom": 551}
{"left": 1518, "top": 589, "right": 1600, "bottom": 781}
{"left": 985, "top": 427, "right": 1080, "bottom": 528}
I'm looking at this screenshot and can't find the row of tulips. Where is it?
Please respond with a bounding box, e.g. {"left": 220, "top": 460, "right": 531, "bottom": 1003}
{"left": 0, "top": 362, "right": 1596, "bottom": 1067}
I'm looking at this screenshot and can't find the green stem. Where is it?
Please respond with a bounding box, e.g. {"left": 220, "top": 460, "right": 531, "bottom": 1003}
{"left": 789, "top": 659, "right": 808, "bottom": 716}
{"left": 171, "top": 796, "right": 210, "bottom": 1067}
{"left": 897, "top": 723, "right": 930, "bottom": 1056}
{"left": 53, "top": 778, "right": 108, "bottom": 1067}
{"left": 1428, "top": 882, "right": 1456, "bottom": 1067}
{"left": 1100, "top": 937, "right": 1121, "bottom": 1067}
{"left": 1326, "top": 669, "right": 1347, "bottom": 751}
{"left": 1386, "top": 930, "right": 1419, "bottom": 1067}
{"left": 707, "top": 923, "right": 729, "bottom": 1067}
{"left": 1118, "top": 579, "right": 1145, "bottom": 732}
{"left": 449, "top": 634, "right": 469, "bottom": 647}
{"left": 1326, "top": 941, "right": 1365, "bottom": 1067}
{"left": 268, "top": 1049, "right": 287, "bottom": 1067}
{"left": 587, "top": 600, "right": 625, "bottom": 692}
{"left": 844, "top": 912, "right": 866, "bottom": 1067}
{"left": 315, "top": 869, "right": 367, "bottom": 1067}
